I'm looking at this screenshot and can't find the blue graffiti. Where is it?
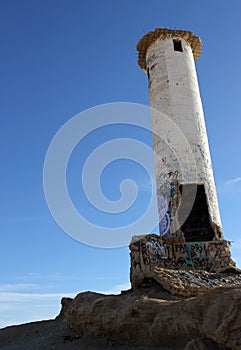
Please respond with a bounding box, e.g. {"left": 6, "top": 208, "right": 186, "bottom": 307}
{"left": 159, "top": 212, "right": 170, "bottom": 236}
{"left": 184, "top": 242, "right": 205, "bottom": 269}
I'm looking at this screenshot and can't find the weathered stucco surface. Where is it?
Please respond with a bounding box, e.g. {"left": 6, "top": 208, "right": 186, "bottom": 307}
{"left": 137, "top": 29, "right": 222, "bottom": 240}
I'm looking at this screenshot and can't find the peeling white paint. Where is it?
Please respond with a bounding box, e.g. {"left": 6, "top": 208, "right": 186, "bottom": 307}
{"left": 145, "top": 35, "right": 222, "bottom": 237}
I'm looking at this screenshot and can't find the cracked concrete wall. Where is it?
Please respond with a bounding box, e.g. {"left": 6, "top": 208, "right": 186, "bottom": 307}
{"left": 130, "top": 234, "right": 236, "bottom": 289}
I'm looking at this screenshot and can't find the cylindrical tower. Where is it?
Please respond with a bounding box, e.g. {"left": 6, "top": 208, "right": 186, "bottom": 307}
{"left": 137, "top": 28, "right": 223, "bottom": 242}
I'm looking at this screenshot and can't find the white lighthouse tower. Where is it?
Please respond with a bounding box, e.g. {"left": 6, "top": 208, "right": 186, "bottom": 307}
{"left": 137, "top": 28, "right": 223, "bottom": 242}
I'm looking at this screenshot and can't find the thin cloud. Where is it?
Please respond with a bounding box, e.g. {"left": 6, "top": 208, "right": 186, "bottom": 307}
{"left": 0, "top": 292, "right": 75, "bottom": 303}
{"left": 96, "top": 282, "right": 131, "bottom": 295}
{"left": 0, "top": 284, "right": 39, "bottom": 292}
{"left": 217, "top": 177, "right": 241, "bottom": 194}
{"left": 25, "top": 272, "right": 125, "bottom": 282}
{"left": 225, "top": 177, "right": 241, "bottom": 185}
{"left": 27, "top": 272, "right": 41, "bottom": 277}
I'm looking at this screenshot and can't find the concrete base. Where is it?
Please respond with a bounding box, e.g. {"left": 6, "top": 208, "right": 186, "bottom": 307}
{"left": 130, "top": 234, "right": 239, "bottom": 289}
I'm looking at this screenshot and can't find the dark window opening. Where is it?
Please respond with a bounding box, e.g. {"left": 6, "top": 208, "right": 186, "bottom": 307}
{"left": 178, "top": 184, "right": 215, "bottom": 242}
{"left": 173, "top": 39, "right": 183, "bottom": 52}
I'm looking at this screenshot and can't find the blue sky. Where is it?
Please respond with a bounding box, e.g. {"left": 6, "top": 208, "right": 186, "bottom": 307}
{"left": 1, "top": 0, "right": 241, "bottom": 328}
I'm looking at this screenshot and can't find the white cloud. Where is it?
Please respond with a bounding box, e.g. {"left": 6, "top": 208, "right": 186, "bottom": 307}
{"left": 0, "top": 284, "right": 39, "bottom": 292}
{"left": 0, "top": 292, "right": 75, "bottom": 303}
{"left": 225, "top": 177, "right": 241, "bottom": 185}
{"left": 27, "top": 272, "right": 41, "bottom": 277}
{"left": 96, "top": 282, "right": 131, "bottom": 295}
{"left": 217, "top": 177, "right": 241, "bottom": 194}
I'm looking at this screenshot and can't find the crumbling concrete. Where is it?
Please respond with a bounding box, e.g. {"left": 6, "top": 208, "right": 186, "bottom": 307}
{"left": 130, "top": 234, "right": 240, "bottom": 293}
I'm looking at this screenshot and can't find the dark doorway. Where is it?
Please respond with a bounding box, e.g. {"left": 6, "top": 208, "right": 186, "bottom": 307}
{"left": 178, "top": 184, "right": 215, "bottom": 242}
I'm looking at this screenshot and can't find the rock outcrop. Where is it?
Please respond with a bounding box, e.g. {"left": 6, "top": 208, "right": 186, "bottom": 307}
{"left": 60, "top": 283, "right": 241, "bottom": 350}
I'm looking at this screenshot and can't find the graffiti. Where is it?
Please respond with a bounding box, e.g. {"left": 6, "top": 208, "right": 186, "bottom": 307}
{"left": 140, "top": 237, "right": 232, "bottom": 273}
{"left": 157, "top": 194, "right": 169, "bottom": 219}
{"left": 184, "top": 242, "right": 206, "bottom": 269}
{"left": 158, "top": 171, "right": 178, "bottom": 189}
{"left": 157, "top": 191, "right": 171, "bottom": 237}
{"left": 159, "top": 212, "right": 170, "bottom": 236}
{"left": 207, "top": 240, "right": 231, "bottom": 272}
{"left": 139, "top": 235, "right": 232, "bottom": 272}
{"left": 146, "top": 239, "right": 168, "bottom": 259}
{"left": 142, "top": 239, "right": 168, "bottom": 265}
{"left": 175, "top": 243, "right": 186, "bottom": 253}
{"left": 169, "top": 171, "right": 178, "bottom": 181}
{"left": 169, "top": 180, "right": 180, "bottom": 221}
{"left": 157, "top": 172, "right": 180, "bottom": 237}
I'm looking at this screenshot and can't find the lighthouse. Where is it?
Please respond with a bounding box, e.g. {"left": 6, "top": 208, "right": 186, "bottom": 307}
{"left": 137, "top": 28, "right": 223, "bottom": 242}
